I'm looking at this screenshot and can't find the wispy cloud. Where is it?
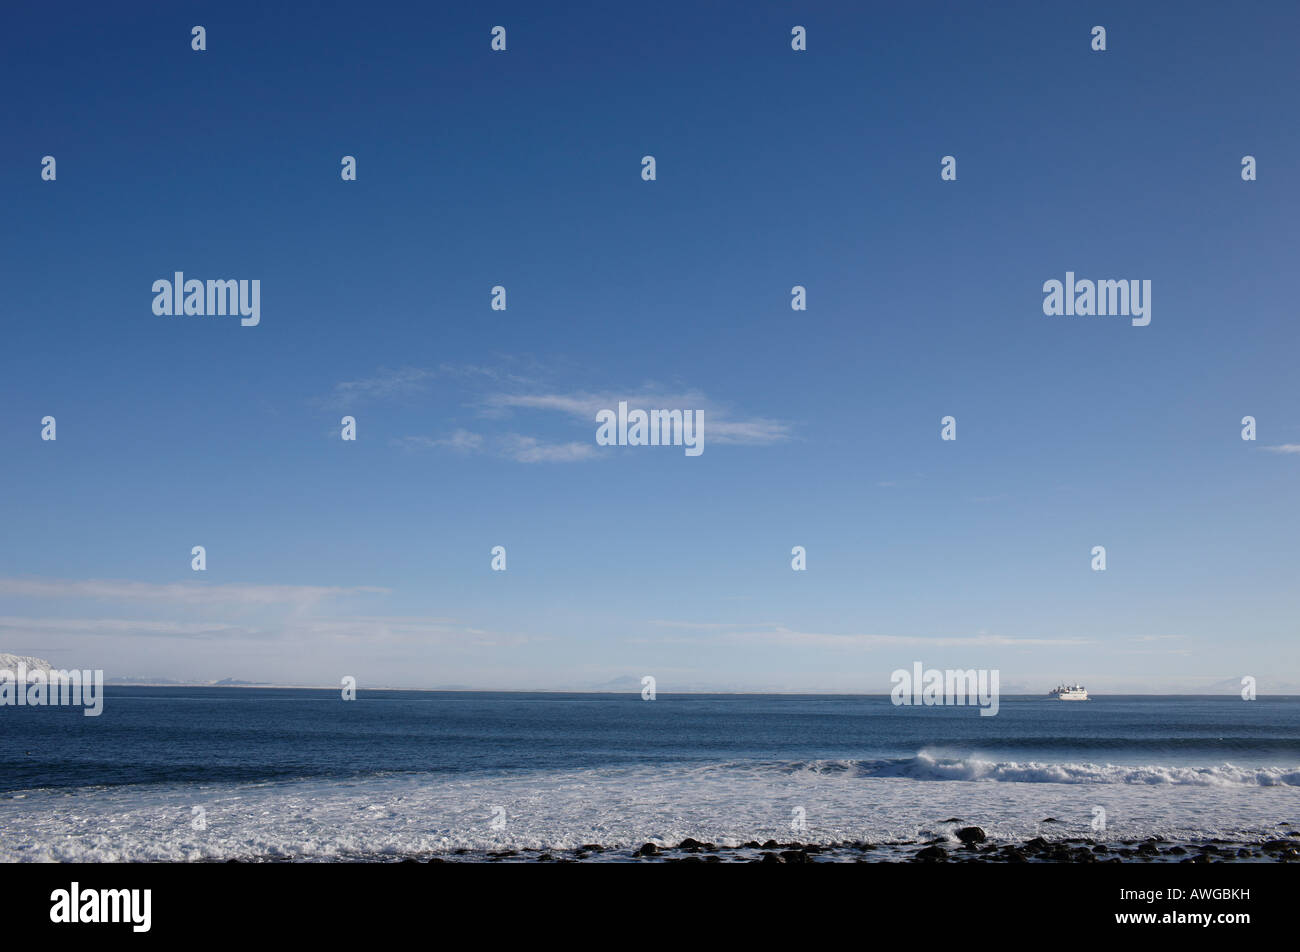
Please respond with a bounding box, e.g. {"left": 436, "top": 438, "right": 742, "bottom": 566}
{"left": 500, "top": 434, "right": 599, "bottom": 463}
{"left": 642, "top": 620, "right": 1091, "bottom": 649}
{"left": 318, "top": 367, "right": 435, "bottom": 408}
{"left": 0, "top": 577, "right": 387, "bottom": 607}
{"left": 394, "top": 430, "right": 596, "bottom": 462}
{"left": 486, "top": 389, "right": 792, "bottom": 445}
{"left": 322, "top": 365, "right": 791, "bottom": 460}
{"left": 648, "top": 619, "right": 777, "bottom": 631}
{"left": 393, "top": 429, "right": 485, "bottom": 454}
{"left": 278, "top": 615, "right": 535, "bottom": 647}
{"left": 0, "top": 616, "right": 259, "bottom": 638}
{"left": 0, "top": 613, "right": 531, "bottom": 647}
{"left": 1262, "top": 444, "right": 1300, "bottom": 454}
{"left": 319, "top": 362, "right": 543, "bottom": 412}
{"left": 435, "top": 362, "right": 537, "bottom": 386}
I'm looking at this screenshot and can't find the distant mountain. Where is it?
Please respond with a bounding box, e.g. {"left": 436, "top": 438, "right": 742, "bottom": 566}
{"left": 589, "top": 675, "right": 646, "bottom": 691}
{"left": 0, "top": 653, "right": 54, "bottom": 679}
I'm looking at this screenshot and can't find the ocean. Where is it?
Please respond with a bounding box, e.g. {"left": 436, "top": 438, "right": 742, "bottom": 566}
{"left": 2, "top": 689, "right": 1298, "bottom": 862}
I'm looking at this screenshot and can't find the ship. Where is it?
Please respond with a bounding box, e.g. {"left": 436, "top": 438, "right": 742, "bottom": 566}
{"left": 1049, "top": 683, "right": 1088, "bottom": 700}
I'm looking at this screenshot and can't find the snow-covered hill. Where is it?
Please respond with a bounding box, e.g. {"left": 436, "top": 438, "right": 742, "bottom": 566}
{"left": 0, "top": 653, "right": 55, "bottom": 679}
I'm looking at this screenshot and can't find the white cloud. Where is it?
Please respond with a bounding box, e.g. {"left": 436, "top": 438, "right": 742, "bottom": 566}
{"left": 486, "top": 389, "right": 791, "bottom": 445}
{"left": 0, "top": 613, "right": 532, "bottom": 650}
{"left": 394, "top": 429, "right": 485, "bottom": 453}
{"left": 0, "top": 616, "right": 258, "bottom": 638}
{"left": 320, "top": 367, "right": 435, "bottom": 408}
{"left": 642, "top": 620, "right": 1091, "bottom": 649}
{"left": 501, "top": 434, "right": 599, "bottom": 463}
{"left": 0, "top": 578, "right": 388, "bottom": 607}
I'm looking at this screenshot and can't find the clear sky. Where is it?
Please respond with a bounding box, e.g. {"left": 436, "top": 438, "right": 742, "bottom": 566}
{"left": 2, "top": 1, "right": 1297, "bottom": 692}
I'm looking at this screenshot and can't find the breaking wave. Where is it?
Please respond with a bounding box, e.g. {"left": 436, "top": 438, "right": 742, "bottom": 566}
{"left": 789, "top": 752, "right": 1300, "bottom": 786}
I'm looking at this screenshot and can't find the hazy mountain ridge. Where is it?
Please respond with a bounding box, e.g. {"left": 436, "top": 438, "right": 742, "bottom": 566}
{"left": 0, "top": 653, "right": 53, "bottom": 678}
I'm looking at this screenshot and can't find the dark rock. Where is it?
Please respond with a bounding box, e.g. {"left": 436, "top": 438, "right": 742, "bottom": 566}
{"left": 915, "top": 845, "right": 947, "bottom": 861}
{"left": 1166, "top": 846, "right": 1187, "bottom": 855}
{"left": 538, "top": 854, "right": 554, "bottom": 862}
{"left": 678, "top": 837, "right": 705, "bottom": 850}
{"left": 1024, "top": 837, "right": 1049, "bottom": 851}
{"left": 941, "top": 818, "right": 962, "bottom": 823}
{"left": 637, "top": 843, "right": 659, "bottom": 856}
{"left": 780, "top": 850, "right": 812, "bottom": 864}
{"left": 762, "top": 839, "right": 780, "bottom": 849}
{"left": 760, "top": 851, "right": 785, "bottom": 864}
{"left": 1004, "top": 849, "right": 1028, "bottom": 863}
{"left": 956, "top": 826, "right": 987, "bottom": 844}
{"left": 1041, "top": 817, "right": 1059, "bottom": 823}
{"left": 426, "top": 857, "right": 446, "bottom": 864}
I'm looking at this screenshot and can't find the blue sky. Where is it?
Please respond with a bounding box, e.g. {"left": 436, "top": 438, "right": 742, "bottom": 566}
{"left": 2, "top": 1, "right": 1297, "bottom": 691}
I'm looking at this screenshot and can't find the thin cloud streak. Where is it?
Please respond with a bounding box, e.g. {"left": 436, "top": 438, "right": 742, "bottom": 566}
{"left": 0, "top": 577, "right": 389, "bottom": 607}
{"left": 486, "top": 390, "right": 792, "bottom": 445}
{"left": 642, "top": 620, "right": 1092, "bottom": 649}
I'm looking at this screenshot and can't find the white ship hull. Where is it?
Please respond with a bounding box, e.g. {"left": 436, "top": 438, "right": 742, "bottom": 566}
{"left": 1049, "top": 684, "right": 1088, "bottom": 700}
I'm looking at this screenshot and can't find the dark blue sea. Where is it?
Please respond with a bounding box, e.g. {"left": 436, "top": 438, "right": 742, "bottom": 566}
{"left": 2, "top": 690, "right": 1297, "bottom": 860}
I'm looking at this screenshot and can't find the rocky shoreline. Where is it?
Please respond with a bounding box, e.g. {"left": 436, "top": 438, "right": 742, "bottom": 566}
{"left": 388, "top": 825, "right": 1300, "bottom": 864}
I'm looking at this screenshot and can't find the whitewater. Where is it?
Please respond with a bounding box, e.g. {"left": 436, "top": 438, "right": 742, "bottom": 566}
{"left": 4, "top": 753, "right": 1298, "bottom": 862}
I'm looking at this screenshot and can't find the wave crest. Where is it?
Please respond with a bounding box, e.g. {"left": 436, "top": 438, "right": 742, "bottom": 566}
{"left": 787, "top": 753, "right": 1300, "bottom": 786}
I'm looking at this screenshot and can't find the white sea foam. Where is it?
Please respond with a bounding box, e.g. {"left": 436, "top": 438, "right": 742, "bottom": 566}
{"left": 809, "top": 752, "right": 1300, "bottom": 786}
{"left": 2, "top": 756, "right": 1297, "bottom": 862}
